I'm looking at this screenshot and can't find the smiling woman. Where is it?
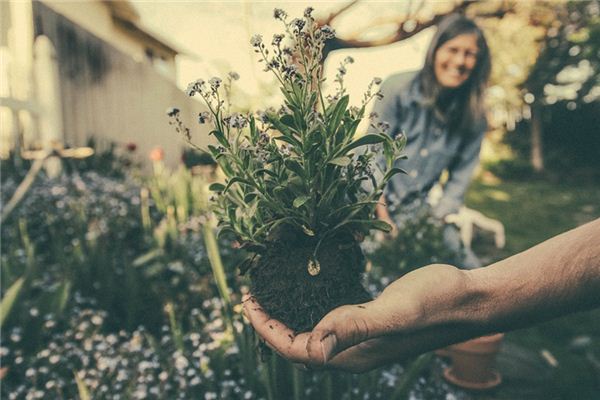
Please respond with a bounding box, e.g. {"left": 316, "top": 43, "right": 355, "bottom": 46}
{"left": 373, "top": 13, "right": 492, "bottom": 270}
{"left": 434, "top": 33, "right": 479, "bottom": 89}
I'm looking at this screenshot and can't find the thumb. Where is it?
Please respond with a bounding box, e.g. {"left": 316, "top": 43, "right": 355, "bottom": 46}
{"left": 306, "top": 305, "right": 373, "bottom": 365}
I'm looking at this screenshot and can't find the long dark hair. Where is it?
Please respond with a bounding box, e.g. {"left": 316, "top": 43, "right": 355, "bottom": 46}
{"left": 419, "top": 14, "right": 491, "bottom": 135}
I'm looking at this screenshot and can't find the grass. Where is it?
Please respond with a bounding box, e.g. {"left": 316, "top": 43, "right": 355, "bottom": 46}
{"left": 465, "top": 174, "right": 600, "bottom": 399}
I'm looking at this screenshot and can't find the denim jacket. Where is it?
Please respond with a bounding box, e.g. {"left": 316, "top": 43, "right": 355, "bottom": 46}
{"left": 371, "top": 71, "right": 486, "bottom": 218}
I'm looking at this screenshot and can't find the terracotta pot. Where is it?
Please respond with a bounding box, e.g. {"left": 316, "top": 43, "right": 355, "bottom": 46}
{"left": 443, "top": 333, "right": 504, "bottom": 390}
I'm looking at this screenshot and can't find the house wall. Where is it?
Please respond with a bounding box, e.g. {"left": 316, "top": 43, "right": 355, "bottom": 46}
{"left": 31, "top": 2, "right": 211, "bottom": 168}
{"left": 41, "top": 0, "right": 176, "bottom": 79}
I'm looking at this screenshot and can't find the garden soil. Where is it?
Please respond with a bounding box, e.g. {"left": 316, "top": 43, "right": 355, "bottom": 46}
{"left": 249, "top": 227, "right": 372, "bottom": 333}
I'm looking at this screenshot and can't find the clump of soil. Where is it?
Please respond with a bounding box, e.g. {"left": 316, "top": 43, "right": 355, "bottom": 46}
{"left": 248, "top": 227, "right": 372, "bottom": 333}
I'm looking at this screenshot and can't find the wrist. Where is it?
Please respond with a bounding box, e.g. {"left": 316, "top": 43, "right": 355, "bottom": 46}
{"left": 421, "top": 267, "right": 494, "bottom": 334}
{"left": 457, "top": 268, "right": 498, "bottom": 332}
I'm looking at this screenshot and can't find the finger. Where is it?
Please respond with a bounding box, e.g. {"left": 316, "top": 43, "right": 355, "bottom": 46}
{"left": 306, "top": 304, "right": 373, "bottom": 365}
{"left": 306, "top": 330, "right": 338, "bottom": 365}
{"left": 241, "top": 294, "right": 253, "bottom": 320}
{"left": 242, "top": 295, "right": 266, "bottom": 324}
{"left": 325, "top": 337, "right": 399, "bottom": 373}
{"left": 243, "top": 298, "right": 313, "bottom": 363}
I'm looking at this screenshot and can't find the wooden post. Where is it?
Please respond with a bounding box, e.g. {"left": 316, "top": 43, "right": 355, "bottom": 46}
{"left": 34, "top": 35, "right": 64, "bottom": 177}
{"left": 8, "top": 0, "right": 34, "bottom": 151}
{"left": 530, "top": 104, "right": 544, "bottom": 173}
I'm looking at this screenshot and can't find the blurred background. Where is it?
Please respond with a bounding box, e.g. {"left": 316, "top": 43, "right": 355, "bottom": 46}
{"left": 1, "top": 1, "right": 599, "bottom": 399}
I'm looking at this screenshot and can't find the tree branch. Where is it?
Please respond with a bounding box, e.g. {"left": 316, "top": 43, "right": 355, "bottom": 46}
{"left": 320, "top": 0, "right": 513, "bottom": 59}
{"left": 322, "top": 0, "right": 361, "bottom": 25}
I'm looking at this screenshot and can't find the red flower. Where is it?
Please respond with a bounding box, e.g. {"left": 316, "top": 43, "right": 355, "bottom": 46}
{"left": 149, "top": 147, "right": 164, "bottom": 161}
{"left": 126, "top": 142, "right": 137, "bottom": 152}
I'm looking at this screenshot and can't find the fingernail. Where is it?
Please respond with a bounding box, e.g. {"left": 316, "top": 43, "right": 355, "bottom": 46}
{"left": 320, "top": 333, "right": 337, "bottom": 363}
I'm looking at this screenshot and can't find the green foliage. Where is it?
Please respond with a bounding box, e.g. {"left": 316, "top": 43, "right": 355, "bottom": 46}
{"left": 0, "top": 164, "right": 242, "bottom": 342}
{"left": 496, "top": 100, "right": 600, "bottom": 178}
{"left": 525, "top": 0, "right": 600, "bottom": 105}
{"left": 366, "top": 211, "right": 460, "bottom": 280}
{"left": 181, "top": 148, "right": 216, "bottom": 168}
{"left": 173, "top": 10, "right": 406, "bottom": 255}
{"left": 63, "top": 138, "right": 141, "bottom": 178}
{"left": 0, "top": 277, "right": 24, "bottom": 326}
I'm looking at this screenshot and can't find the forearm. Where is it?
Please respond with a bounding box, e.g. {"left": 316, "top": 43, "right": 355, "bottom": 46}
{"left": 392, "top": 219, "right": 600, "bottom": 353}
{"left": 464, "top": 218, "right": 600, "bottom": 332}
{"left": 331, "top": 222, "right": 600, "bottom": 372}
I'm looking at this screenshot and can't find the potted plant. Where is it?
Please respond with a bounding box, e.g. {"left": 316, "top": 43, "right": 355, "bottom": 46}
{"left": 442, "top": 333, "right": 504, "bottom": 390}
{"left": 169, "top": 8, "right": 406, "bottom": 332}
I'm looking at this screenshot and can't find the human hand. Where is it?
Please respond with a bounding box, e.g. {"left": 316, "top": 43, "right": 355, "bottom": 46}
{"left": 243, "top": 264, "right": 473, "bottom": 372}
{"left": 375, "top": 204, "right": 398, "bottom": 240}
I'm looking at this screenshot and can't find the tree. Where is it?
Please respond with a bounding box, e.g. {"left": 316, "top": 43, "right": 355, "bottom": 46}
{"left": 313, "top": 0, "right": 599, "bottom": 173}
{"left": 316, "top": 0, "right": 513, "bottom": 59}
{"left": 523, "top": 0, "right": 600, "bottom": 172}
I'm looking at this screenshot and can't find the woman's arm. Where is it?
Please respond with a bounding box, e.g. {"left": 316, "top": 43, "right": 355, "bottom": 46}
{"left": 433, "top": 130, "right": 484, "bottom": 218}
{"left": 243, "top": 218, "right": 600, "bottom": 372}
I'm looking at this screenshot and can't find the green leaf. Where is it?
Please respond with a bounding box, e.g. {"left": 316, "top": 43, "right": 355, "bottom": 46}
{"left": 273, "top": 185, "right": 286, "bottom": 195}
{"left": 345, "top": 119, "right": 362, "bottom": 138}
{"left": 302, "top": 225, "right": 315, "bottom": 236}
{"left": 383, "top": 140, "right": 394, "bottom": 169}
{"left": 254, "top": 217, "right": 297, "bottom": 238}
{"left": 244, "top": 201, "right": 259, "bottom": 221}
{"left": 367, "top": 219, "right": 393, "bottom": 232}
{"left": 318, "top": 177, "right": 345, "bottom": 209}
{"left": 0, "top": 277, "right": 24, "bottom": 326}
{"left": 284, "top": 159, "right": 305, "bottom": 178}
{"left": 268, "top": 114, "right": 293, "bottom": 136}
{"left": 224, "top": 177, "right": 254, "bottom": 193}
{"left": 339, "top": 219, "right": 393, "bottom": 232}
{"left": 279, "top": 87, "right": 295, "bottom": 105}
{"left": 237, "top": 257, "right": 254, "bottom": 275}
{"left": 74, "top": 371, "right": 92, "bottom": 400}
{"left": 308, "top": 92, "right": 318, "bottom": 109}
{"left": 227, "top": 206, "right": 237, "bottom": 224}
{"left": 383, "top": 167, "right": 407, "bottom": 182}
{"left": 280, "top": 114, "right": 297, "bottom": 130}
{"left": 209, "top": 183, "right": 226, "bottom": 192}
{"left": 249, "top": 115, "right": 258, "bottom": 143}
{"left": 52, "top": 280, "right": 71, "bottom": 316}
{"left": 244, "top": 192, "right": 258, "bottom": 203}
{"left": 338, "top": 134, "right": 386, "bottom": 156}
{"left": 329, "top": 95, "right": 349, "bottom": 132}
{"left": 329, "top": 201, "right": 379, "bottom": 217}
{"left": 254, "top": 168, "right": 278, "bottom": 178}
{"left": 132, "top": 249, "right": 165, "bottom": 267}
{"left": 394, "top": 132, "right": 407, "bottom": 152}
{"left": 293, "top": 195, "right": 310, "bottom": 208}
{"left": 274, "top": 135, "right": 302, "bottom": 148}
{"left": 210, "top": 130, "right": 229, "bottom": 148}
{"left": 207, "top": 145, "right": 221, "bottom": 159}
{"left": 328, "top": 157, "right": 352, "bottom": 167}
{"left": 216, "top": 225, "right": 237, "bottom": 240}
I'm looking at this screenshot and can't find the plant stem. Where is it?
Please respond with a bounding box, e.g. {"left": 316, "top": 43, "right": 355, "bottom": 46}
{"left": 391, "top": 353, "right": 433, "bottom": 400}
{"left": 292, "top": 367, "right": 304, "bottom": 400}
{"left": 324, "top": 372, "right": 333, "bottom": 400}
{"left": 166, "top": 302, "right": 184, "bottom": 352}
{"left": 201, "top": 221, "right": 234, "bottom": 331}
{"left": 1, "top": 156, "right": 46, "bottom": 223}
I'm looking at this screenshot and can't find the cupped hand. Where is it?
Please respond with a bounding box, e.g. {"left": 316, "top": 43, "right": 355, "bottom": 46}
{"left": 243, "top": 263, "right": 470, "bottom": 372}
